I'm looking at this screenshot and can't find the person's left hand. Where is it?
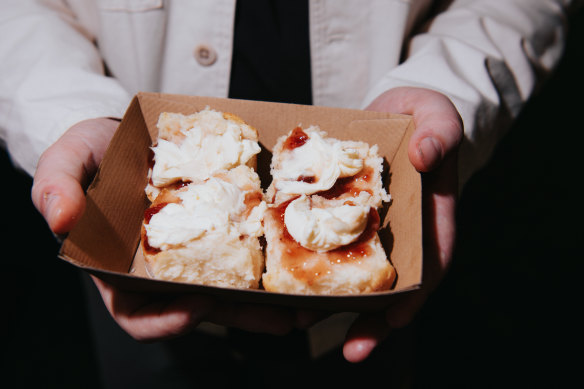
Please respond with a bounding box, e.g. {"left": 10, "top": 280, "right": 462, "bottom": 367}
{"left": 342, "top": 87, "right": 463, "bottom": 362}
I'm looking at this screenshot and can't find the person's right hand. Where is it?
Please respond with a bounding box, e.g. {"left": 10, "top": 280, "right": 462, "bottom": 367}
{"left": 89, "top": 275, "right": 298, "bottom": 341}
{"left": 32, "top": 117, "right": 119, "bottom": 236}
{"left": 31, "top": 117, "right": 317, "bottom": 341}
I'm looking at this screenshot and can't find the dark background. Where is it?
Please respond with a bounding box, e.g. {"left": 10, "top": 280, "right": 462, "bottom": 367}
{"left": 2, "top": 8, "right": 581, "bottom": 388}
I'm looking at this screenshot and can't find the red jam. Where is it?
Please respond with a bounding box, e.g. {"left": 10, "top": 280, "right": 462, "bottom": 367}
{"left": 142, "top": 233, "right": 161, "bottom": 255}
{"left": 270, "top": 200, "right": 380, "bottom": 285}
{"left": 283, "top": 127, "right": 309, "bottom": 151}
{"left": 297, "top": 175, "right": 316, "bottom": 183}
{"left": 168, "top": 180, "right": 191, "bottom": 190}
{"left": 316, "top": 166, "right": 374, "bottom": 199}
{"left": 144, "top": 202, "right": 169, "bottom": 224}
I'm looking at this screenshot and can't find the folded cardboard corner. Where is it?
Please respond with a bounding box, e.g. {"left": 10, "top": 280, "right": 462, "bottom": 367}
{"left": 59, "top": 92, "right": 422, "bottom": 312}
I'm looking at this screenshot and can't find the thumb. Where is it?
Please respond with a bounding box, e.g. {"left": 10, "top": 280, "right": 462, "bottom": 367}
{"left": 31, "top": 118, "right": 119, "bottom": 235}
{"left": 343, "top": 313, "right": 391, "bottom": 363}
{"left": 366, "top": 87, "right": 463, "bottom": 172}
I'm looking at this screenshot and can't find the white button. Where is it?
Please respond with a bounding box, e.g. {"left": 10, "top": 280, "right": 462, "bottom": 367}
{"left": 194, "top": 44, "right": 217, "bottom": 66}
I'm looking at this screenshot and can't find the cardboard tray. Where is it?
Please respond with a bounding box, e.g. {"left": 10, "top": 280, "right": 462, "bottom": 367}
{"left": 59, "top": 92, "right": 422, "bottom": 312}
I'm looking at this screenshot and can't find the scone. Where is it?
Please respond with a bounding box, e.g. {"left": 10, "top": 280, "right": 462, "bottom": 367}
{"left": 262, "top": 126, "right": 395, "bottom": 294}
{"left": 145, "top": 107, "right": 261, "bottom": 201}
{"left": 142, "top": 165, "right": 266, "bottom": 288}
{"left": 141, "top": 109, "right": 265, "bottom": 288}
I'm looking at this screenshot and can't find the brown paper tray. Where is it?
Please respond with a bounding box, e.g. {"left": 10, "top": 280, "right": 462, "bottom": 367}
{"left": 59, "top": 92, "right": 422, "bottom": 312}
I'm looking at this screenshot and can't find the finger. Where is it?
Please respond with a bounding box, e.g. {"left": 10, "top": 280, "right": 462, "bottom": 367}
{"left": 422, "top": 151, "right": 459, "bottom": 279}
{"left": 31, "top": 118, "right": 119, "bottom": 234}
{"left": 92, "top": 276, "right": 215, "bottom": 342}
{"left": 206, "top": 302, "right": 296, "bottom": 335}
{"left": 294, "top": 309, "right": 330, "bottom": 329}
{"left": 342, "top": 313, "right": 391, "bottom": 363}
{"left": 120, "top": 294, "right": 216, "bottom": 342}
{"left": 31, "top": 146, "right": 88, "bottom": 234}
{"left": 383, "top": 153, "right": 458, "bottom": 331}
{"left": 366, "top": 87, "right": 463, "bottom": 172}
{"left": 384, "top": 290, "right": 428, "bottom": 330}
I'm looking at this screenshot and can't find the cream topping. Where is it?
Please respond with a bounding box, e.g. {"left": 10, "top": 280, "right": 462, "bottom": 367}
{"left": 274, "top": 127, "right": 363, "bottom": 195}
{"left": 145, "top": 178, "right": 265, "bottom": 250}
{"left": 284, "top": 194, "right": 369, "bottom": 252}
{"left": 150, "top": 110, "right": 260, "bottom": 187}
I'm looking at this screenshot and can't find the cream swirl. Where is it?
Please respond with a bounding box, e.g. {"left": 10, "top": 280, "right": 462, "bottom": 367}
{"left": 273, "top": 127, "right": 363, "bottom": 195}
{"left": 151, "top": 110, "right": 260, "bottom": 187}
{"left": 284, "top": 194, "right": 369, "bottom": 252}
{"left": 146, "top": 178, "right": 265, "bottom": 250}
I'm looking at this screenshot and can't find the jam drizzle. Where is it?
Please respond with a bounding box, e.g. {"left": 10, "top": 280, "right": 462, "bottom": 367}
{"left": 316, "top": 166, "right": 373, "bottom": 199}
{"left": 271, "top": 200, "right": 380, "bottom": 285}
{"left": 297, "top": 175, "right": 316, "bottom": 183}
{"left": 142, "top": 233, "right": 160, "bottom": 255}
{"left": 144, "top": 202, "right": 169, "bottom": 224}
{"left": 168, "top": 180, "right": 191, "bottom": 190}
{"left": 283, "top": 127, "right": 309, "bottom": 151}
{"left": 142, "top": 202, "right": 170, "bottom": 255}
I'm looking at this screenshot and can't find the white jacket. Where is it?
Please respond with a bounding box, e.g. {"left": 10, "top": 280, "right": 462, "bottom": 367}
{"left": 0, "top": 0, "right": 576, "bottom": 186}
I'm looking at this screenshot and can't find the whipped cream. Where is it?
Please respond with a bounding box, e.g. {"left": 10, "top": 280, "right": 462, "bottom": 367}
{"left": 274, "top": 127, "right": 363, "bottom": 195}
{"left": 146, "top": 178, "right": 265, "bottom": 250}
{"left": 284, "top": 195, "right": 369, "bottom": 252}
{"left": 151, "top": 109, "right": 260, "bottom": 187}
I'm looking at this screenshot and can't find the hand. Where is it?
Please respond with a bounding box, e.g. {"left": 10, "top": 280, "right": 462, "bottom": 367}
{"left": 342, "top": 87, "right": 463, "bottom": 362}
{"left": 31, "top": 118, "right": 313, "bottom": 341}
{"left": 32, "top": 117, "right": 119, "bottom": 235}
{"left": 90, "top": 275, "right": 298, "bottom": 341}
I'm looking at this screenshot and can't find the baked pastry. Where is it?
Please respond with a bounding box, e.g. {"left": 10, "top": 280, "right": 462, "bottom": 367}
{"left": 145, "top": 108, "right": 260, "bottom": 201}
{"left": 262, "top": 126, "right": 395, "bottom": 294}
{"left": 141, "top": 109, "right": 265, "bottom": 288}
{"left": 142, "top": 166, "right": 266, "bottom": 288}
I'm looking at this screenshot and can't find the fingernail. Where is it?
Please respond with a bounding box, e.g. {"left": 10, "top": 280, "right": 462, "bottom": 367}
{"left": 418, "top": 137, "right": 442, "bottom": 170}
{"left": 43, "top": 192, "right": 58, "bottom": 221}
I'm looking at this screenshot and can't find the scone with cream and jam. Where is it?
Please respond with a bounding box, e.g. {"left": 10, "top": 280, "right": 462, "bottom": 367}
{"left": 145, "top": 108, "right": 261, "bottom": 201}
{"left": 141, "top": 109, "right": 266, "bottom": 288}
{"left": 262, "top": 126, "right": 395, "bottom": 295}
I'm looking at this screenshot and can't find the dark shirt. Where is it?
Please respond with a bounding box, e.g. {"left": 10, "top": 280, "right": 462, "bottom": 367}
{"left": 229, "top": 0, "right": 312, "bottom": 105}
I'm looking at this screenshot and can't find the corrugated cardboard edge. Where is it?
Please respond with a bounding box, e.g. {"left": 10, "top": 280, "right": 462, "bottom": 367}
{"left": 59, "top": 93, "right": 422, "bottom": 312}
{"left": 60, "top": 95, "right": 150, "bottom": 273}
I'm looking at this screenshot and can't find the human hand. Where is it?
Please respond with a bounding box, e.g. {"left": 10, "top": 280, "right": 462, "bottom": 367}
{"left": 90, "top": 275, "right": 298, "bottom": 341}
{"left": 342, "top": 87, "right": 463, "bottom": 362}
{"left": 32, "top": 117, "right": 120, "bottom": 235}
{"left": 31, "top": 117, "right": 313, "bottom": 341}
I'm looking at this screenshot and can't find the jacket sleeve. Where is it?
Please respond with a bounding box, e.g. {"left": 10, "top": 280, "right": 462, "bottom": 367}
{"left": 362, "top": 0, "right": 580, "bottom": 188}
{"left": 0, "top": 1, "right": 132, "bottom": 176}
